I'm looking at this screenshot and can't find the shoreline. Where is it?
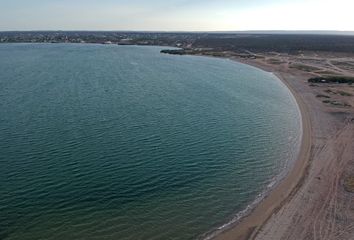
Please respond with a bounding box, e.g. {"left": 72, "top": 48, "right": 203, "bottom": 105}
{"left": 202, "top": 51, "right": 354, "bottom": 239}
{"left": 2, "top": 44, "right": 309, "bottom": 240}
{"left": 203, "top": 57, "right": 313, "bottom": 240}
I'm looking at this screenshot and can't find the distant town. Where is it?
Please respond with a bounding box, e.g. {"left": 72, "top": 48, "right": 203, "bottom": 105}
{"left": 0, "top": 31, "right": 197, "bottom": 48}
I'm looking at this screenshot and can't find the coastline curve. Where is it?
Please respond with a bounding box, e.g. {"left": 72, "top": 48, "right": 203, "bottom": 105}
{"left": 208, "top": 60, "right": 312, "bottom": 240}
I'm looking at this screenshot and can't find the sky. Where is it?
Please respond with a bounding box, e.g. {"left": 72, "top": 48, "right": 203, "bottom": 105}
{"left": 0, "top": 0, "right": 353, "bottom": 31}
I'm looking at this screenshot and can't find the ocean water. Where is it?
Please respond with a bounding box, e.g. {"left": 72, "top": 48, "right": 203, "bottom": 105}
{"left": 0, "top": 44, "right": 301, "bottom": 240}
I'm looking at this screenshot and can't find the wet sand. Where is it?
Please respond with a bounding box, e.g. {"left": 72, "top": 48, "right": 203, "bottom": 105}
{"left": 212, "top": 54, "right": 354, "bottom": 240}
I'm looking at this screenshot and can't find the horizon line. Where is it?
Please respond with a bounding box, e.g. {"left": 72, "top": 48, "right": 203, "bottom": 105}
{"left": 1, "top": 30, "right": 354, "bottom": 34}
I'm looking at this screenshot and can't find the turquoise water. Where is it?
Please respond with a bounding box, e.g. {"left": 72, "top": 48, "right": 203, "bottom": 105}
{"left": 0, "top": 44, "right": 301, "bottom": 240}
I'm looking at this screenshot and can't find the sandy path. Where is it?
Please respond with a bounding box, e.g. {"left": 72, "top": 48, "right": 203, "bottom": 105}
{"left": 256, "top": 116, "right": 354, "bottom": 240}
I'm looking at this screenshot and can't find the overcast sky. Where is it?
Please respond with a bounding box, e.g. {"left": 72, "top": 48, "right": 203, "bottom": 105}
{"left": 0, "top": 0, "right": 353, "bottom": 31}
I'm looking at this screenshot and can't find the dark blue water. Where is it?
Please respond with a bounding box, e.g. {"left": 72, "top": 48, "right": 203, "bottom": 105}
{"left": 0, "top": 44, "right": 301, "bottom": 240}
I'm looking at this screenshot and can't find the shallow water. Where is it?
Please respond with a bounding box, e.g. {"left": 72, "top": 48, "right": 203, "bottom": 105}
{"left": 0, "top": 44, "right": 301, "bottom": 240}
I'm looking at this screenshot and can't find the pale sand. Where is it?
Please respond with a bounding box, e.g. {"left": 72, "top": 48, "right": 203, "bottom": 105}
{"left": 211, "top": 54, "right": 354, "bottom": 240}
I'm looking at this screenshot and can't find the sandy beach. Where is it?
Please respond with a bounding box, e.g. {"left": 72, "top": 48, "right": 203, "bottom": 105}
{"left": 212, "top": 53, "right": 354, "bottom": 240}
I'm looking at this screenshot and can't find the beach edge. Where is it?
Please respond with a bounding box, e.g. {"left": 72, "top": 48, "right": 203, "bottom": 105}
{"left": 209, "top": 59, "right": 313, "bottom": 240}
